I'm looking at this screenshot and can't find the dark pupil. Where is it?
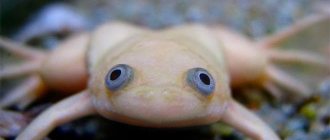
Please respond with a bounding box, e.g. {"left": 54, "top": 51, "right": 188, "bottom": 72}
{"left": 110, "top": 69, "right": 121, "bottom": 80}
{"left": 199, "top": 73, "right": 210, "bottom": 85}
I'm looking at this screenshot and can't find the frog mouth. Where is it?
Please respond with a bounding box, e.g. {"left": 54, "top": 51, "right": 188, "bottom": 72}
{"left": 106, "top": 86, "right": 215, "bottom": 127}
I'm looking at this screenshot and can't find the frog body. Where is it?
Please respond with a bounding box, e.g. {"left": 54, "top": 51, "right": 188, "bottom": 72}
{"left": 11, "top": 22, "right": 279, "bottom": 140}
{"left": 2, "top": 16, "right": 329, "bottom": 140}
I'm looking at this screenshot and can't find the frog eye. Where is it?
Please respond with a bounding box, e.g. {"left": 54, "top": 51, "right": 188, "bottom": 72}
{"left": 105, "top": 64, "right": 133, "bottom": 91}
{"left": 187, "top": 68, "right": 215, "bottom": 96}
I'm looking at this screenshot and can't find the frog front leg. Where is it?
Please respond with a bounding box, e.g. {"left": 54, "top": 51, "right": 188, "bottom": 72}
{"left": 221, "top": 99, "right": 279, "bottom": 140}
{"left": 16, "top": 90, "right": 95, "bottom": 140}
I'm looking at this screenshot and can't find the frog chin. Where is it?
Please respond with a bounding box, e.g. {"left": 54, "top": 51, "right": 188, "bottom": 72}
{"left": 95, "top": 86, "right": 223, "bottom": 127}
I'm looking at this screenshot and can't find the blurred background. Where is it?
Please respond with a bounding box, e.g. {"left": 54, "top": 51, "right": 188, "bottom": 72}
{"left": 1, "top": 0, "right": 329, "bottom": 44}
{"left": 0, "top": 0, "right": 330, "bottom": 140}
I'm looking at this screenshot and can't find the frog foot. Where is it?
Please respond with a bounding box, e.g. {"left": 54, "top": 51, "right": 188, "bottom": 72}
{"left": 0, "top": 37, "right": 47, "bottom": 109}
{"left": 262, "top": 48, "right": 329, "bottom": 101}
{"left": 257, "top": 14, "right": 330, "bottom": 100}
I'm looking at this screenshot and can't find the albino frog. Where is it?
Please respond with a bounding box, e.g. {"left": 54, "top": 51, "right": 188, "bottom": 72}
{"left": 0, "top": 14, "right": 329, "bottom": 140}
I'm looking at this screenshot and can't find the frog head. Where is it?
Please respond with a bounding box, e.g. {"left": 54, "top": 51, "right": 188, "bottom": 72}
{"left": 89, "top": 35, "right": 231, "bottom": 127}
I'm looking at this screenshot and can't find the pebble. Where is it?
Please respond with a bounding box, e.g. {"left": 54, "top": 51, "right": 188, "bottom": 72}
{"left": 299, "top": 103, "right": 317, "bottom": 121}
{"left": 287, "top": 117, "right": 309, "bottom": 132}
{"left": 319, "top": 78, "right": 330, "bottom": 98}
{"left": 321, "top": 126, "right": 330, "bottom": 139}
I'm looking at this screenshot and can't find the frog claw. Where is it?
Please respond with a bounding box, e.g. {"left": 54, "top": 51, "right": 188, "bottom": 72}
{"left": 0, "top": 61, "right": 42, "bottom": 79}
{"left": 0, "top": 37, "right": 46, "bottom": 79}
{"left": 265, "top": 65, "right": 312, "bottom": 100}
{"left": 265, "top": 49, "right": 329, "bottom": 68}
{"left": 0, "top": 37, "right": 45, "bottom": 59}
{"left": 258, "top": 14, "right": 329, "bottom": 49}
{"left": 0, "top": 75, "right": 46, "bottom": 109}
{"left": 262, "top": 80, "right": 285, "bottom": 100}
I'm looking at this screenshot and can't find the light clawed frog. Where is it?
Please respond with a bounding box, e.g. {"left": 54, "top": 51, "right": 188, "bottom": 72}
{"left": 15, "top": 23, "right": 279, "bottom": 140}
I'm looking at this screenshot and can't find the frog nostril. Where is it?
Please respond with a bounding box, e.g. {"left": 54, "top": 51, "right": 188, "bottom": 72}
{"left": 199, "top": 73, "right": 210, "bottom": 85}
{"left": 110, "top": 69, "right": 121, "bottom": 80}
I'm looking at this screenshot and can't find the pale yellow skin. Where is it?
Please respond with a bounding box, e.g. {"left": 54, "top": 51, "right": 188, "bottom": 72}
{"left": 3, "top": 15, "right": 330, "bottom": 140}
{"left": 11, "top": 23, "right": 279, "bottom": 140}
{"left": 89, "top": 24, "right": 232, "bottom": 127}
